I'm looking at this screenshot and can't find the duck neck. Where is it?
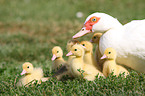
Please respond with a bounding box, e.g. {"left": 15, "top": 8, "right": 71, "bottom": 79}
{"left": 75, "top": 56, "right": 84, "bottom": 62}
{"left": 85, "top": 51, "right": 91, "bottom": 54}
{"left": 71, "top": 56, "right": 84, "bottom": 67}
{"left": 55, "top": 57, "right": 65, "bottom": 62}
{"left": 99, "top": 26, "right": 125, "bottom": 55}
{"left": 84, "top": 51, "right": 95, "bottom": 65}
{"left": 85, "top": 51, "right": 93, "bottom": 58}
{"left": 104, "top": 59, "right": 116, "bottom": 65}
{"left": 95, "top": 17, "right": 124, "bottom": 33}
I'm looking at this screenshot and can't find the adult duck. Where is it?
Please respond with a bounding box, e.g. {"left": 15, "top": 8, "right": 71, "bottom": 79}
{"left": 73, "top": 12, "right": 145, "bottom": 73}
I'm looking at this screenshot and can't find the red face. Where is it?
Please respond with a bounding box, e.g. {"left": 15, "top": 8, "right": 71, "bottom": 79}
{"left": 72, "top": 16, "right": 101, "bottom": 39}
{"left": 84, "top": 16, "right": 100, "bottom": 31}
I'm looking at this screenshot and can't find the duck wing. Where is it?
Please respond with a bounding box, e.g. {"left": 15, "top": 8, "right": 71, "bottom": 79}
{"left": 52, "top": 64, "right": 68, "bottom": 77}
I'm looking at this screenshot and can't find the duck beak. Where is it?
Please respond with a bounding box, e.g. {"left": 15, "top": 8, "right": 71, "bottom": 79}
{"left": 66, "top": 51, "right": 73, "bottom": 56}
{"left": 51, "top": 54, "right": 57, "bottom": 61}
{"left": 72, "top": 27, "right": 92, "bottom": 39}
{"left": 100, "top": 54, "right": 107, "bottom": 59}
{"left": 21, "top": 69, "right": 27, "bottom": 75}
{"left": 81, "top": 45, "right": 86, "bottom": 49}
{"left": 90, "top": 39, "right": 93, "bottom": 43}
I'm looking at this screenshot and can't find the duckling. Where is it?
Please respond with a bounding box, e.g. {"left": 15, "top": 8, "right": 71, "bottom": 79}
{"left": 51, "top": 46, "right": 66, "bottom": 72}
{"left": 66, "top": 39, "right": 80, "bottom": 64}
{"left": 52, "top": 46, "right": 74, "bottom": 80}
{"left": 66, "top": 44, "right": 104, "bottom": 81}
{"left": 17, "top": 62, "right": 49, "bottom": 87}
{"left": 101, "top": 48, "right": 129, "bottom": 77}
{"left": 90, "top": 33, "right": 104, "bottom": 71}
{"left": 66, "top": 39, "right": 80, "bottom": 52}
{"left": 80, "top": 41, "right": 101, "bottom": 71}
{"left": 90, "top": 33, "right": 103, "bottom": 43}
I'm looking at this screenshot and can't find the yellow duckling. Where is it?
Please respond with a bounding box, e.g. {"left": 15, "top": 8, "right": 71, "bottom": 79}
{"left": 90, "top": 33, "right": 104, "bottom": 71}
{"left": 17, "top": 62, "right": 49, "bottom": 87}
{"left": 52, "top": 46, "right": 74, "bottom": 80}
{"left": 66, "top": 44, "right": 104, "bottom": 81}
{"left": 66, "top": 39, "right": 80, "bottom": 64}
{"left": 53, "top": 40, "right": 80, "bottom": 79}
{"left": 101, "top": 48, "right": 129, "bottom": 77}
{"left": 51, "top": 46, "right": 66, "bottom": 71}
{"left": 66, "top": 39, "right": 80, "bottom": 52}
{"left": 80, "top": 41, "right": 101, "bottom": 71}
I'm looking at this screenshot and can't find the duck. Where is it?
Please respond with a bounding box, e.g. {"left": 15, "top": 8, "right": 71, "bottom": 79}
{"left": 80, "top": 41, "right": 101, "bottom": 71}
{"left": 101, "top": 48, "right": 129, "bottom": 77}
{"left": 66, "top": 39, "right": 80, "bottom": 52}
{"left": 90, "top": 33, "right": 104, "bottom": 71}
{"left": 51, "top": 46, "right": 71, "bottom": 80}
{"left": 66, "top": 39, "right": 80, "bottom": 64}
{"left": 51, "top": 46, "right": 66, "bottom": 72}
{"left": 73, "top": 12, "right": 145, "bottom": 73}
{"left": 17, "top": 62, "right": 49, "bottom": 87}
{"left": 66, "top": 44, "right": 104, "bottom": 81}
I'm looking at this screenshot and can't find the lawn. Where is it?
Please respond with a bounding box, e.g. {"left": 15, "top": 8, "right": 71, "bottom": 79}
{"left": 0, "top": 0, "right": 145, "bottom": 95}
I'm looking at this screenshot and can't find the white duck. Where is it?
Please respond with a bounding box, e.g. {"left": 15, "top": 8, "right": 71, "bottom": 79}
{"left": 73, "top": 12, "right": 145, "bottom": 73}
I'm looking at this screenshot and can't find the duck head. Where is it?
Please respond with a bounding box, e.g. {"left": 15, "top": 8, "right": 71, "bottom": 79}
{"left": 73, "top": 12, "right": 122, "bottom": 39}
{"left": 101, "top": 47, "right": 117, "bottom": 60}
{"left": 90, "top": 33, "right": 103, "bottom": 43}
{"left": 51, "top": 46, "right": 63, "bottom": 61}
{"left": 66, "top": 44, "right": 85, "bottom": 57}
{"left": 66, "top": 39, "right": 80, "bottom": 52}
{"left": 80, "top": 41, "right": 93, "bottom": 53}
{"left": 21, "top": 62, "right": 33, "bottom": 75}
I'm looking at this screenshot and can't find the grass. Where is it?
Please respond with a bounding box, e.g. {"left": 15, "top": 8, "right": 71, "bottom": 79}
{"left": 0, "top": 0, "right": 145, "bottom": 95}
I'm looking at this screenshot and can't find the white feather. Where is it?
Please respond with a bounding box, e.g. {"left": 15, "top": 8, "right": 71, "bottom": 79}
{"left": 85, "top": 12, "right": 145, "bottom": 73}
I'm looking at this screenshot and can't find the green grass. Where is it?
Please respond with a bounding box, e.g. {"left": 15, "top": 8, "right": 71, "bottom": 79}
{"left": 0, "top": 0, "right": 145, "bottom": 95}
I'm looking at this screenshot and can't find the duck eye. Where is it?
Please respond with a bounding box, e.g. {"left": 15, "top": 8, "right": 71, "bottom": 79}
{"left": 82, "top": 44, "right": 85, "bottom": 46}
{"left": 93, "top": 36, "right": 96, "bottom": 39}
{"left": 57, "top": 51, "right": 59, "bottom": 53}
{"left": 74, "top": 49, "right": 77, "bottom": 51}
{"left": 92, "top": 18, "right": 96, "bottom": 22}
{"left": 108, "top": 52, "right": 111, "bottom": 54}
{"left": 27, "top": 66, "right": 29, "bottom": 68}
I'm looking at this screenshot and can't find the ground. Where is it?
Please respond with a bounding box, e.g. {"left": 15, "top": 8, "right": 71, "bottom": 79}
{"left": 0, "top": 0, "right": 145, "bottom": 95}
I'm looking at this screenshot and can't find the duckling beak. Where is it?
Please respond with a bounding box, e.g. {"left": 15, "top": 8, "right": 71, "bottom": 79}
{"left": 51, "top": 54, "right": 57, "bottom": 61}
{"left": 72, "top": 27, "right": 91, "bottom": 39}
{"left": 90, "top": 39, "right": 93, "bottom": 43}
{"left": 66, "top": 51, "right": 73, "bottom": 56}
{"left": 101, "top": 54, "right": 107, "bottom": 59}
{"left": 21, "top": 69, "right": 27, "bottom": 75}
{"left": 81, "top": 45, "right": 86, "bottom": 49}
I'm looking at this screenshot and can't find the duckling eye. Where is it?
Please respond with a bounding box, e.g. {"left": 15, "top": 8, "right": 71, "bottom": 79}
{"left": 57, "top": 51, "right": 59, "bottom": 53}
{"left": 74, "top": 49, "right": 77, "bottom": 51}
{"left": 93, "top": 36, "right": 96, "bottom": 39}
{"left": 108, "top": 52, "right": 111, "bottom": 54}
{"left": 82, "top": 44, "right": 85, "bottom": 46}
{"left": 27, "top": 66, "right": 29, "bottom": 68}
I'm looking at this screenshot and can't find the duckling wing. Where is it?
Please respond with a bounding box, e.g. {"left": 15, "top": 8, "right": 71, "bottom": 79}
{"left": 32, "top": 68, "right": 43, "bottom": 80}
{"left": 52, "top": 65, "right": 68, "bottom": 77}
{"left": 83, "top": 64, "right": 99, "bottom": 75}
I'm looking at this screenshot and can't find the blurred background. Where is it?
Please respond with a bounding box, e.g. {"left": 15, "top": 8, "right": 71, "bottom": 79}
{"left": 0, "top": 0, "right": 145, "bottom": 80}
